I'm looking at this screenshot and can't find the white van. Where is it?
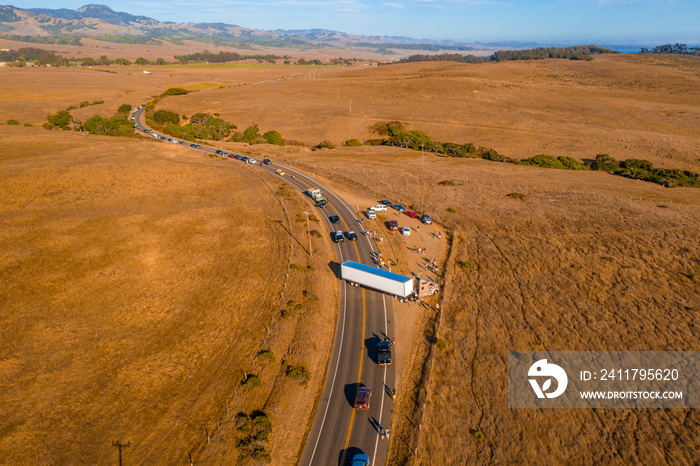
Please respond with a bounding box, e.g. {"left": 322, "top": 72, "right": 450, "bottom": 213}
{"left": 370, "top": 205, "right": 387, "bottom": 212}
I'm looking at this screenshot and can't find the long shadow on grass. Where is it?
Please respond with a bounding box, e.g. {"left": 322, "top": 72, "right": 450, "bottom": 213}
{"left": 274, "top": 220, "right": 308, "bottom": 255}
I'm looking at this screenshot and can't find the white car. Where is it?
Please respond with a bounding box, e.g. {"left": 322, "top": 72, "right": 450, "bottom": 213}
{"left": 248, "top": 158, "right": 257, "bottom": 164}
{"left": 400, "top": 226, "right": 411, "bottom": 236}
{"left": 366, "top": 210, "right": 377, "bottom": 219}
{"left": 370, "top": 205, "right": 387, "bottom": 212}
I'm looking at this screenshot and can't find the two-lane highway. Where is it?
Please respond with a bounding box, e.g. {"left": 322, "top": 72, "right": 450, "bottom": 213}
{"left": 133, "top": 107, "right": 396, "bottom": 465}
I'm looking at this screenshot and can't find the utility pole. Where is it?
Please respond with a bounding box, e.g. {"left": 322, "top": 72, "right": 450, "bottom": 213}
{"left": 112, "top": 441, "right": 131, "bottom": 466}
{"left": 303, "top": 210, "right": 313, "bottom": 257}
{"left": 421, "top": 144, "right": 425, "bottom": 169}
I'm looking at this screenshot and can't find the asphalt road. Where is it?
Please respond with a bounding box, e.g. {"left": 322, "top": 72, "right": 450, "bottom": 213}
{"left": 133, "top": 107, "right": 396, "bottom": 465}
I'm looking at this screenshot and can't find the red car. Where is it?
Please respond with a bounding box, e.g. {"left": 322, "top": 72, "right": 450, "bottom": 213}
{"left": 406, "top": 211, "right": 420, "bottom": 219}
{"left": 354, "top": 386, "right": 371, "bottom": 410}
{"left": 389, "top": 220, "right": 398, "bottom": 231}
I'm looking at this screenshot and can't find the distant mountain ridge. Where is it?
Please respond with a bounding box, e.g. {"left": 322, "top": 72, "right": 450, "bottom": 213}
{"left": 0, "top": 3, "right": 493, "bottom": 51}
{"left": 27, "top": 4, "right": 159, "bottom": 26}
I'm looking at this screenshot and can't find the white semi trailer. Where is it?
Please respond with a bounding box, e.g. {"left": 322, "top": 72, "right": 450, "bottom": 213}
{"left": 340, "top": 260, "right": 438, "bottom": 300}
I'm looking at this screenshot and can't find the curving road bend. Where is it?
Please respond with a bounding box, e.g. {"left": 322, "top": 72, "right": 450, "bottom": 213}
{"left": 133, "top": 107, "right": 396, "bottom": 465}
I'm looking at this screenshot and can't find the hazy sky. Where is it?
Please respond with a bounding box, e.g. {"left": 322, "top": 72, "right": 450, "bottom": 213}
{"left": 13, "top": 0, "right": 700, "bottom": 44}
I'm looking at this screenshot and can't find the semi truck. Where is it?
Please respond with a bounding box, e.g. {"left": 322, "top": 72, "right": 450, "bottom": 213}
{"left": 340, "top": 260, "right": 438, "bottom": 301}
{"left": 307, "top": 188, "right": 324, "bottom": 202}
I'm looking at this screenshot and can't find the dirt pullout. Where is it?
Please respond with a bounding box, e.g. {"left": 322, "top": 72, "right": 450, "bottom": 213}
{"left": 0, "top": 127, "right": 336, "bottom": 464}
{"left": 252, "top": 146, "right": 700, "bottom": 464}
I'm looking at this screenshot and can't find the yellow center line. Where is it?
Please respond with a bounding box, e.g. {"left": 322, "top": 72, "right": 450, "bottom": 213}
{"left": 290, "top": 172, "right": 367, "bottom": 463}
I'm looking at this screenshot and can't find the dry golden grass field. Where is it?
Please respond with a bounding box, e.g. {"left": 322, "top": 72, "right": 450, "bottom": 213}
{"left": 0, "top": 126, "right": 336, "bottom": 464}
{"left": 160, "top": 53, "right": 700, "bottom": 172}
{"left": 1, "top": 51, "right": 699, "bottom": 465}
{"left": 0, "top": 65, "right": 302, "bottom": 129}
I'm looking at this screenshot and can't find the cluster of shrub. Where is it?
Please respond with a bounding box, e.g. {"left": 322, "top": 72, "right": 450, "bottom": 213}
{"left": 588, "top": 154, "right": 700, "bottom": 188}
{"left": 397, "top": 45, "right": 616, "bottom": 64}
{"left": 151, "top": 110, "right": 285, "bottom": 145}
{"left": 1, "top": 34, "right": 82, "bottom": 46}
{"left": 0, "top": 47, "right": 70, "bottom": 66}
{"left": 329, "top": 122, "right": 698, "bottom": 188}
{"left": 235, "top": 411, "right": 272, "bottom": 463}
{"left": 640, "top": 43, "right": 700, "bottom": 55}
{"left": 81, "top": 56, "right": 169, "bottom": 66}
{"left": 174, "top": 51, "right": 281, "bottom": 64}
{"left": 4, "top": 119, "right": 31, "bottom": 127}
{"left": 66, "top": 100, "right": 104, "bottom": 110}
{"left": 43, "top": 104, "right": 135, "bottom": 136}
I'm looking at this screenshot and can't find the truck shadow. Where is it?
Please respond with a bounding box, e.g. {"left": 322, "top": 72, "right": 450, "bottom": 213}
{"left": 327, "top": 261, "right": 341, "bottom": 279}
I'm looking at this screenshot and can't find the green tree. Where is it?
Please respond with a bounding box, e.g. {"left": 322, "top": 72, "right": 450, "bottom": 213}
{"left": 96, "top": 55, "right": 112, "bottom": 66}
{"left": 83, "top": 115, "right": 134, "bottom": 137}
{"left": 242, "top": 124, "right": 262, "bottom": 143}
{"left": 153, "top": 110, "right": 180, "bottom": 125}
{"left": 46, "top": 110, "right": 73, "bottom": 129}
{"left": 7, "top": 119, "right": 20, "bottom": 125}
{"left": 117, "top": 104, "right": 132, "bottom": 114}
{"left": 263, "top": 130, "right": 285, "bottom": 146}
{"left": 590, "top": 154, "right": 620, "bottom": 172}
{"left": 135, "top": 57, "right": 148, "bottom": 65}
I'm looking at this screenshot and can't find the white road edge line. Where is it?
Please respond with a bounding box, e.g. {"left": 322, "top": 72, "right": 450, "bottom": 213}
{"left": 307, "top": 237, "right": 346, "bottom": 465}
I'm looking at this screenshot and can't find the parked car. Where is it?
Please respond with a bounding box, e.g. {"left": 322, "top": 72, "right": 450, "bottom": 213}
{"left": 190, "top": 143, "right": 201, "bottom": 149}
{"left": 240, "top": 156, "right": 249, "bottom": 162}
{"left": 370, "top": 205, "right": 387, "bottom": 212}
{"left": 346, "top": 231, "right": 357, "bottom": 241}
{"left": 329, "top": 215, "right": 340, "bottom": 223}
{"left": 389, "top": 220, "right": 398, "bottom": 231}
{"left": 377, "top": 340, "right": 392, "bottom": 365}
{"left": 354, "top": 386, "right": 371, "bottom": 410}
{"left": 215, "top": 149, "right": 224, "bottom": 155}
{"left": 379, "top": 200, "right": 392, "bottom": 206}
{"left": 406, "top": 211, "right": 420, "bottom": 219}
{"left": 392, "top": 204, "right": 406, "bottom": 213}
{"left": 248, "top": 158, "right": 257, "bottom": 164}
{"left": 333, "top": 231, "right": 344, "bottom": 243}
{"left": 352, "top": 453, "right": 370, "bottom": 466}
{"left": 262, "top": 158, "right": 271, "bottom": 165}
{"left": 421, "top": 214, "right": 432, "bottom": 224}
{"left": 365, "top": 210, "right": 377, "bottom": 219}
{"left": 400, "top": 226, "right": 411, "bottom": 236}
